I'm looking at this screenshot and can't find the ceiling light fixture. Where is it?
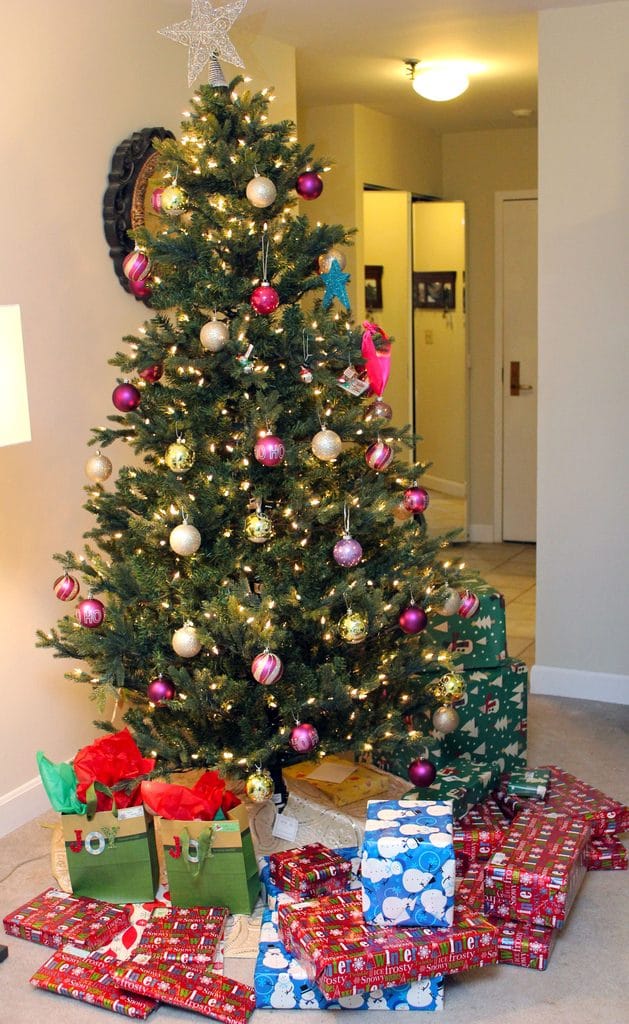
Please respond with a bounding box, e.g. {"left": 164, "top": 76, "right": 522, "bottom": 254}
{"left": 404, "top": 59, "right": 469, "bottom": 102}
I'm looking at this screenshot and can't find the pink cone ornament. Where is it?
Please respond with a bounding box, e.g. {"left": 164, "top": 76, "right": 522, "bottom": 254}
{"left": 365, "top": 440, "right": 393, "bottom": 471}
{"left": 112, "top": 382, "right": 141, "bottom": 412}
{"left": 251, "top": 650, "right": 284, "bottom": 685}
{"left": 254, "top": 434, "right": 285, "bottom": 467}
{"left": 139, "top": 363, "right": 163, "bottom": 383}
{"left": 53, "top": 573, "right": 80, "bottom": 601}
{"left": 296, "top": 172, "right": 323, "bottom": 200}
{"left": 122, "top": 249, "right": 150, "bottom": 282}
{"left": 458, "top": 590, "right": 480, "bottom": 619}
{"left": 147, "top": 675, "right": 176, "bottom": 703}
{"left": 403, "top": 486, "right": 429, "bottom": 514}
{"left": 289, "top": 722, "right": 319, "bottom": 753}
{"left": 333, "top": 535, "right": 363, "bottom": 568}
{"left": 399, "top": 604, "right": 428, "bottom": 635}
{"left": 75, "top": 597, "right": 105, "bottom": 628}
{"left": 408, "top": 758, "right": 437, "bottom": 788}
{"left": 250, "top": 283, "right": 280, "bottom": 315}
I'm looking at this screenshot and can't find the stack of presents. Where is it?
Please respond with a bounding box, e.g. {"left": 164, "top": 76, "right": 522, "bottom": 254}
{"left": 2, "top": 593, "right": 628, "bottom": 1018}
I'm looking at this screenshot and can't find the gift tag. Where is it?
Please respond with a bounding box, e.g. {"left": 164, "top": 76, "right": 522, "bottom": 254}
{"left": 271, "top": 811, "right": 299, "bottom": 842}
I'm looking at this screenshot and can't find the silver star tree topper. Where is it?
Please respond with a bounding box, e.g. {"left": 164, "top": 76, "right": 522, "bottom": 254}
{"left": 159, "top": 0, "right": 248, "bottom": 86}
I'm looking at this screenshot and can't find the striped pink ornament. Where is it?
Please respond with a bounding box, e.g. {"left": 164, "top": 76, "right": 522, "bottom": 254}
{"left": 458, "top": 590, "right": 480, "bottom": 618}
{"left": 122, "top": 249, "right": 151, "bottom": 282}
{"left": 365, "top": 440, "right": 393, "bottom": 471}
{"left": 53, "top": 573, "right": 80, "bottom": 601}
{"left": 251, "top": 650, "right": 284, "bottom": 685}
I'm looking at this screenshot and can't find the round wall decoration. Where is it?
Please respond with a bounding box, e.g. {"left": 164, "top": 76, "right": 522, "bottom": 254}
{"left": 102, "top": 127, "right": 174, "bottom": 302}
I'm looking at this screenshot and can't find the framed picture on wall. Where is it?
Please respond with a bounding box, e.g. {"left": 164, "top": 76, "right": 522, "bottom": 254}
{"left": 365, "top": 265, "right": 383, "bottom": 310}
{"left": 413, "top": 270, "right": 456, "bottom": 310}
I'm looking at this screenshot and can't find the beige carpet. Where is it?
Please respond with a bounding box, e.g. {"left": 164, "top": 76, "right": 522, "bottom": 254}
{"left": 1, "top": 693, "right": 628, "bottom": 1022}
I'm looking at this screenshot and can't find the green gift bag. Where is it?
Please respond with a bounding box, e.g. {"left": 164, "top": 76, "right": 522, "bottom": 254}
{"left": 160, "top": 803, "right": 260, "bottom": 915}
{"left": 62, "top": 804, "right": 159, "bottom": 904}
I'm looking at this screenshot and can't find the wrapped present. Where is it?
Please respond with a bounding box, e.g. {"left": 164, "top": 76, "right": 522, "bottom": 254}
{"left": 424, "top": 590, "right": 508, "bottom": 671}
{"left": 368, "top": 735, "right": 446, "bottom": 784}
{"left": 278, "top": 891, "right": 498, "bottom": 1000}
{"left": 491, "top": 919, "right": 557, "bottom": 970}
{"left": 117, "top": 961, "right": 255, "bottom": 1022}
{"left": 454, "top": 801, "right": 507, "bottom": 864}
{"left": 254, "top": 907, "right": 444, "bottom": 1011}
{"left": 3, "top": 888, "right": 129, "bottom": 950}
{"left": 143, "top": 773, "right": 260, "bottom": 915}
{"left": 440, "top": 661, "right": 528, "bottom": 772}
{"left": 454, "top": 862, "right": 486, "bottom": 912}
{"left": 134, "top": 905, "right": 229, "bottom": 964}
{"left": 585, "top": 836, "right": 628, "bottom": 871}
{"left": 404, "top": 758, "right": 500, "bottom": 819}
{"left": 30, "top": 946, "right": 157, "bottom": 1018}
{"left": 484, "top": 809, "right": 591, "bottom": 929}
{"left": 282, "top": 755, "right": 389, "bottom": 808}
{"left": 506, "top": 768, "right": 550, "bottom": 799}
{"left": 361, "top": 799, "right": 455, "bottom": 928}
{"left": 269, "top": 843, "right": 352, "bottom": 899}
{"left": 259, "top": 847, "right": 360, "bottom": 911}
{"left": 540, "top": 766, "right": 629, "bottom": 837}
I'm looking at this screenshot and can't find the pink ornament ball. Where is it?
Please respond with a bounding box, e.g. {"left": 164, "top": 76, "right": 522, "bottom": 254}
{"left": 250, "top": 283, "right": 280, "bottom": 315}
{"left": 254, "top": 434, "right": 285, "bottom": 467}
{"left": 296, "top": 172, "right": 323, "bottom": 200}
{"left": 365, "top": 440, "right": 393, "bottom": 472}
{"left": 122, "top": 249, "right": 151, "bottom": 282}
{"left": 75, "top": 597, "right": 105, "bottom": 628}
{"left": 53, "top": 573, "right": 80, "bottom": 601}
{"left": 403, "top": 486, "right": 429, "bottom": 514}
{"left": 112, "top": 382, "right": 141, "bottom": 412}
{"left": 139, "top": 363, "right": 163, "bottom": 383}
{"left": 151, "top": 187, "right": 165, "bottom": 212}
{"left": 333, "top": 535, "right": 363, "bottom": 568}
{"left": 128, "top": 278, "right": 152, "bottom": 299}
{"left": 147, "top": 675, "right": 176, "bottom": 703}
{"left": 458, "top": 590, "right": 480, "bottom": 619}
{"left": 407, "top": 757, "right": 437, "bottom": 788}
{"left": 251, "top": 650, "right": 284, "bottom": 686}
{"left": 289, "top": 722, "right": 319, "bottom": 753}
{"left": 399, "top": 605, "right": 428, "bottom": 635}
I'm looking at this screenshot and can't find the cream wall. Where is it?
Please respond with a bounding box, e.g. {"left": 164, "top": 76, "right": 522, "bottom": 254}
{"left": 0, "top": 0, "right": 296, "bottom": 836}
{"left": 441, "top": 128, "right": 537, "bottom": 539}
{"left": 533, "top": 1, "right": 629, "bottom": 703}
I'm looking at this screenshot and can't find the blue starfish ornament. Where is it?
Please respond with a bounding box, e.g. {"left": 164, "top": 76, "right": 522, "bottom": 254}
{"left": 321, "top": 258, "right": 351, "bottom": 311}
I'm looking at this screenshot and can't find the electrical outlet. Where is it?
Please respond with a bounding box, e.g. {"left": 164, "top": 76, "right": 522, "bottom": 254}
{"left": 424, "top": 330, "right": 434, "bottom": 345}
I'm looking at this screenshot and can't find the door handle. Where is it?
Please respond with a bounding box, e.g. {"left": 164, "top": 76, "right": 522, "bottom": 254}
{"left": 510, "top": 361, "right": 534, "bottom": 396}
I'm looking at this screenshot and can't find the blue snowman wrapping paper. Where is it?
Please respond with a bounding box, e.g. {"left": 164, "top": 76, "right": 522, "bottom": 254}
{"left": 361, "top": 799, "right": 455, "bottom": 928}
{"left": 254, "top": 907, "right": 444, "bottom": 1011}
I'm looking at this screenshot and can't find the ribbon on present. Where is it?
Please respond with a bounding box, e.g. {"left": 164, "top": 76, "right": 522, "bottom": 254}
{"left": 361, "top": 321, "right": 391, "bottom": 397}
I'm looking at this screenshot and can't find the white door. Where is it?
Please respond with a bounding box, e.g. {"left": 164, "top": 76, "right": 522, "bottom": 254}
{"left": 498, "top": 195, "right": 538, "bottom": 542}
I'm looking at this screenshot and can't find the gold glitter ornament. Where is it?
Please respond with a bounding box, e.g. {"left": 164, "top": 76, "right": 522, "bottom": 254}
{"left": 244, "top": 509, "right": 273, "bottom": 543}
{"left": 165, "top": 439, "right": 195, "bottom": 473}
{"left": 435, "top": 672, "right": 466, "bottom": 704}
{"left": 318, "top": 247, "right": 346, "bottom": 273}
{"left": 311, "top": 427, "right": 342, "bottom": 461}
{"left": 339, "top": 609, "right": 368, "bottom": 644}
{"left": 161, "top": 184, "right": 188, "bottom": 215}
{"left": 85, "top": 450, "right": 113, "bottom": 483}
{"left": 245, "top": 768, "right": 274, "bottom": 803}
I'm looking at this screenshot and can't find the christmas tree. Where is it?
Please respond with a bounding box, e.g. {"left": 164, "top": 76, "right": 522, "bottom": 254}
{"left": 37, "top": 77, "right": 478, "bottom": 795}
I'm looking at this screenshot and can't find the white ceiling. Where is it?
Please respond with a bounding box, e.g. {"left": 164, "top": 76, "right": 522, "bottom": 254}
{"left": 239, "top": 0, "right": 613, "bottom": 134}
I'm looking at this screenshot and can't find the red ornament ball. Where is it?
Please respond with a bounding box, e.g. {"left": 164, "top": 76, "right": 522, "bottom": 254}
{"left": 128, "top": 278, "right": 152, "bottom": 299}
{"left": 408, "top": 757, "right": 437, "bottom": 788}
{"left": 250, "top": 283, "right": 280, "bottom": 315}
{"left": 139, "top": 363, "right": 163, "bottom": 383}
{"left": 364, "top": 398, "right": 392, "bottom": 422}
{"left": 75, "top": 597, "right": 105, "bottom": 628}
{"left": 458, "top": 590, "right": 480, "bottom": 619}
{"left": 251, "top": 650, "right": 284, "bottom": 685}
{"left": 147, "top": 675, "right": 176, "bottom": 703}
{"left": 53, "top": 573, "right": 80, "bottom": 601}
{"left": 122, "top": 249, "right": 150, "bottom": 282}
{"left": 399, "top": 605, "right": 428, "bottom": 635}
{"left": 296, "top": 172, "right": 323, "bottom": 200}
{"left": 112, "top": 382, "right": 141, "bottom": 412}
{"left": 254, "top": 434, "right": 285, "bottom": 467}
{"left": 365, "top": 440, "right": 393, "bottom": 471}
{"left": 289, "top": 722, "right": 319, "bottom": 753}
{"left": 403, "top": 486, "right": 429, "bottom": 514}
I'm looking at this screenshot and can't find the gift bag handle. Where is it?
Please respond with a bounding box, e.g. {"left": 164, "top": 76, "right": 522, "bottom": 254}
{"left": 84, "top": 782, "right": 118, "bottom": 821}
{"left": 181, "top": 825, "right": 216, "bottom": 880}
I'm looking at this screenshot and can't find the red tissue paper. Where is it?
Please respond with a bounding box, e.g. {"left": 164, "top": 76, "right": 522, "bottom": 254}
{"left": 141, "top": 770, "right": 241, "bottom": 821}
{"left": 74, "top": 729, "right": 155, "bottom": 811}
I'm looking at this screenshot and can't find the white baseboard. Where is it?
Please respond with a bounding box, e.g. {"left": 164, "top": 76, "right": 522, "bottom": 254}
{"left": 469, "top": 523, "right": 495, "bottom": 543}
{"left": 531, "top": 664, "right": 629, "bottom": 705}
{"left": 423, "top": 474, "right": 467, "bottom": 499}
{"left": 0, "top": 775, "right": 49, "bottom": 839}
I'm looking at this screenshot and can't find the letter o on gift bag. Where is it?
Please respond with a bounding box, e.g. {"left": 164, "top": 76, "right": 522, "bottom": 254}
{"left": 184, "top": 837, "right": 200, "bottom": 864}
{"left": 84, "top": 831, "right": 106, "bottom": 856}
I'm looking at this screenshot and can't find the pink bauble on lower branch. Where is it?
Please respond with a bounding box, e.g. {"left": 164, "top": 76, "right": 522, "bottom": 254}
{"left": 289, "top": 722, "right": 319, "bottom": 753}
{"left": 75, "top": 597, "right": 105, "bottom": 628}
{"left": 254, "top": 434, "right": 285, "bottom": 467}
{"left": 250, "top": 283, "right": 280, "bottom": 315}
